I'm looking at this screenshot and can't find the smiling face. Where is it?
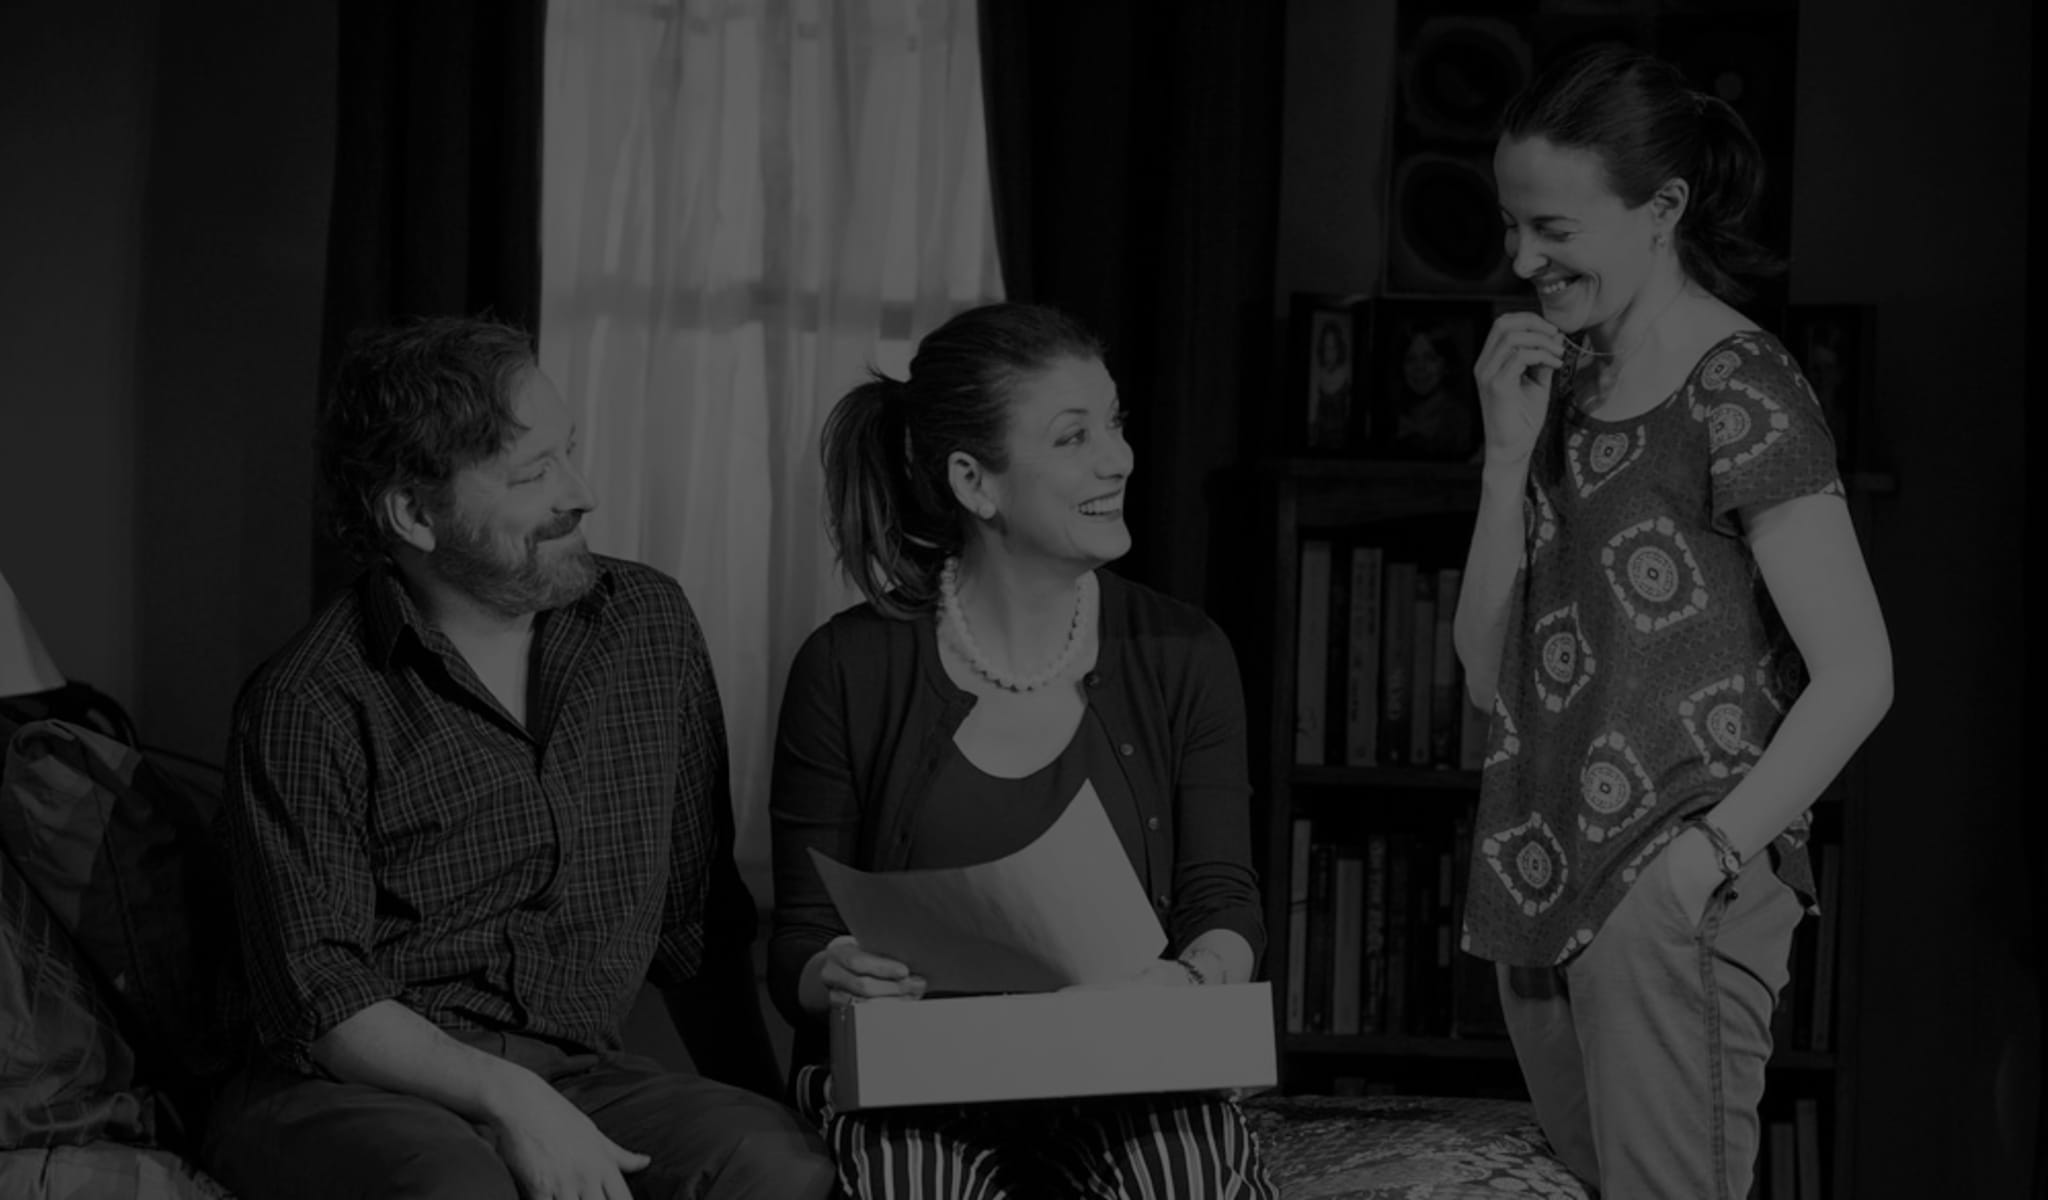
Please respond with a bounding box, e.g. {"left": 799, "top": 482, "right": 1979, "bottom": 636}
{"left": 980, "top": 355, "right": 1133, "bottom": 570}
{"left": 1402, "top": 332, "right": 1447, "bottom": 396}
{"left": 425, "top": 368, "right": 599, "bottom": 617}
{"left": 1494, "top": 135, "right": 1671, "bottom": 334}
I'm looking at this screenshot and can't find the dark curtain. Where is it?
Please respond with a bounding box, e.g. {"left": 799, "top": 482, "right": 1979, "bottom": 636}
{"left": 979, "top": 0, "right": 1286, "bottom": 616}
{"left": 311, "top": 0, "right": 547, "bottom": 604}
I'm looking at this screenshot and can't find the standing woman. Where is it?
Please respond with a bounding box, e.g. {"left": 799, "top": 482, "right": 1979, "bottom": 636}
{"left": 769, "top": 302, "right": 1276, "bottom": 1199}
{"left": 1454, "top": 44, "right": 1892, "bottom": 1199}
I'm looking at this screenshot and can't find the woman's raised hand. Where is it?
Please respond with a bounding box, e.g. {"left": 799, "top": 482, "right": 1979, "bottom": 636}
{"left": 815, "top": 935, "right": 926, "bottom": 1008}
{"left": 1474, "top": 311, "right": 1568, "bottom": 465}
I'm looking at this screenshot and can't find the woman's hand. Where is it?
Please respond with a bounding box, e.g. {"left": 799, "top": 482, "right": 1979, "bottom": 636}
{"left": 1062, "top": 959, "right": 1197, "bottom": 992}
{"left": 1474, "top": 312, "right": 1568, "bottom": 465}
{"left": 1664, "top": 825, "right": 1727, "bottom": 931}
{"left": 804, "top": 935, "right": 926, "bottom": 1013}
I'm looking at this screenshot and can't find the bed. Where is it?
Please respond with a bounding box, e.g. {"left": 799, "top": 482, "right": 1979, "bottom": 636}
{"left": 1243, "top": 1092, "right": 1591, "bottom": 1199}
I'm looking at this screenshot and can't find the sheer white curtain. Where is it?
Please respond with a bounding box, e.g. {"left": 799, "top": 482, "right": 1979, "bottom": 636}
{"left": 540, "top": 0, "right": 1004, "bottom": 898}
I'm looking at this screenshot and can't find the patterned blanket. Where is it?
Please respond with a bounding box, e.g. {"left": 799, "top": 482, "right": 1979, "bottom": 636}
{"left": 1244, "top": 1094, "right": 1591, "bottom": 1199}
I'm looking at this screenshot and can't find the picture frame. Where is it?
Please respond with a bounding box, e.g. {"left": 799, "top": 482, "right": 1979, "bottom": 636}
{"left": 1780, "top": 303, "right": 1872, "bottom": 472}
{"left": 1289, "top": 293, "right": 1371, "bottom": 452}
{"left": 1365, "top": 298, "right": 1491, "bottom": 463}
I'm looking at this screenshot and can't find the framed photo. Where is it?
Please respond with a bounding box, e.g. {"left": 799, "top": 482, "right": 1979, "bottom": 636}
{"left": 1289, "top": 293, "right": 1370, "bottom": 452}
{"left": 1366, "top": 299, "right": 1490, "bottom": 463}
{"left": 1781, "top": 303, "right": 1872, "bottom": 471}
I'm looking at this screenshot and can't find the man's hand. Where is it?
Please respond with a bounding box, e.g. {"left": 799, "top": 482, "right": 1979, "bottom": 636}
{"left": 483, "top": 1069, "right": 650, "bottom": 1200}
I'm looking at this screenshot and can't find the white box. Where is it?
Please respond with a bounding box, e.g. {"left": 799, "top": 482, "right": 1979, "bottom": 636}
{"left": 828, "top": 982, "right": 1277, "bottom": 1111}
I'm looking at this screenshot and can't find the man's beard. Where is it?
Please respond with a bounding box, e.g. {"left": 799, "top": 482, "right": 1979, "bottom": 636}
{"left": 429, "top": 506, "right": 598, "bottom": 619}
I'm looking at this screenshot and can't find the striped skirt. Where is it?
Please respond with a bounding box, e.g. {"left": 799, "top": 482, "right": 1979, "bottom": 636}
{"left": 793, "top": 1065, "right": 1278, "bottom": 1199}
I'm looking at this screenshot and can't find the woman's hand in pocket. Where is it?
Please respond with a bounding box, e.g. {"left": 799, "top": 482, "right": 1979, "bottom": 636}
{"left": 1665, "top": 825, "right": 1726, "bottom": 930}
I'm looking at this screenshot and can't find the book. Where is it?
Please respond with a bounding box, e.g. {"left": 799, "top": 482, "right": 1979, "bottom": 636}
{"left": 1344, "top": 545, "right": 1384, "bottom": 766}
{"left": 1380, "top": 562, "right": 1415, "bottom": 763}
{"left": 1331, "top": 851, "right": 1366, "bottom": 1034}
{"left": 1284, "top": 817, "right": 1313, "bottom": 1034}
{"left": 1385, "top": 834, "right": 1412, "bottom": 1034}
{"left": 1794, "top": 1097, "right": 1823, "bottom": 1199}
{"left": 1430, "top": 568, "right": 1462, "bottom": 766}
{"left": 1409, "top": 577, "right": 1435, "bottom": 765}
{"left": 1363, "top": 833, "right": 1389, "bottom": 1034}
{"left": 1295, "top": 540, "right": 1334, "bottom": 765}
{"left": 1809, "top": 844, "right": 1841, "bottom": 1051}
{"left": 1303, "top": 842, "right": 1335, "bottom": 1033}
{"left": 1769, "top": 1118, "right": 1797, "bottom": 1199}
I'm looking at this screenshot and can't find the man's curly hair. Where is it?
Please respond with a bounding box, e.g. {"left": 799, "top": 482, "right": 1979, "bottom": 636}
{"left": 318, "top": 315, "right": 537, "bottom": 562}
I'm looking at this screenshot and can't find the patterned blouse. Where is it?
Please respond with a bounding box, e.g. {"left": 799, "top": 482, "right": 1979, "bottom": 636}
{"left": 1463, "top": 329, "right": 1839, "bottom": 967}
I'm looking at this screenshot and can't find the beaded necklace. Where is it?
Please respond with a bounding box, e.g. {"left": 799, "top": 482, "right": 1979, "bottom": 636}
{"left": 938, "top": 557, "right": 1095, "bottom": 693}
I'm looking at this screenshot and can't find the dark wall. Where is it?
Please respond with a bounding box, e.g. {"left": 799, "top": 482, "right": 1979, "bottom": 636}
{"left": 133, "top": 4, "right": 336, "bottom": 759}
{"left": 1789, "top": 0, "right": 2032, "bottom": 1193}
{"left": 0, "top": 2, "right": 335, "bottom": 762}
{"left": 0, "top": 4, "right": 158, "bottom": 705}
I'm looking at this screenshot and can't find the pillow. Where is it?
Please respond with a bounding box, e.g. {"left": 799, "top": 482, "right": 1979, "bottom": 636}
{"left": 0, "top": 1143, "right": 235, "bottom": 1199}
{"left": 0, "top": 843, "right": 158, "bottom": 1149}
{"left": 0, "top": 721, "right": 240, "bottom": 1128}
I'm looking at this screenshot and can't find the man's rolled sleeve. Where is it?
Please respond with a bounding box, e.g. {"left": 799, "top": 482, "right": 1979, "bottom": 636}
{"left": 648, "top": 593, "right": 732, "bottom": 989}
{"left": 221, "top": 682, "right": 401, "bottom": 1074}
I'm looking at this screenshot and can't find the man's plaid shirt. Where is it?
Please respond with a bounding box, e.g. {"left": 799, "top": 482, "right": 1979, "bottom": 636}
{"left": 220, "top": 555, "right": 755, "bottom": 1073}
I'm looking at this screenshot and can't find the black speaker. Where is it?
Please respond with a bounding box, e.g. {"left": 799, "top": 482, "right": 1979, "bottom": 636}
{"left": 1388, "top": 151, "right": 1521, "bottom": 295}
{"left": 1385, "top": 1, "right": 1800, "bottom": 304}
{"left": 1385, "top": 11, "right": 1533, "bottom": 296}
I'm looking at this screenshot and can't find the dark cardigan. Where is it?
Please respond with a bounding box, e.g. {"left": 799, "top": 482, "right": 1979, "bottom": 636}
{"left": 766, "top": 569, "right": 1267, "bottom": 1070}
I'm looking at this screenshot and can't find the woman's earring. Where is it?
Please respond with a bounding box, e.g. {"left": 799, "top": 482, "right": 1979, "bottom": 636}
{"left": 1653, "top": 232, "right": 1669, "bottom": 251}
{"left": 978, "top": 503, "right": 996, "bottom": 520}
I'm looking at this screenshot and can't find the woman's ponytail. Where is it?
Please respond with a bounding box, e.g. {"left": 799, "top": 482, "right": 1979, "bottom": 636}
{"left": 1500, "top": 46, "right": 1789, "bottom": 304}
{"left": 820, "top": 302, "right": 1105, "bottom": 620}
{"left": 820, "top": 372, "right": 946, "bottom": 619}
{"left": 1677, "top": 92, "right": 1786, "bottom": 302}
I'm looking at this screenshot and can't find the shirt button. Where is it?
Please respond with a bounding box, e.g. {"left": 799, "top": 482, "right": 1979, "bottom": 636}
{"left": 1154, "top": 893, "right": 1170, "bottom": 910}
{"left": 1119, "top": 742, "right": 1134, "bottom": 756}
{"left": 1146, "top": 816, "right": 1161, "bottom": 831}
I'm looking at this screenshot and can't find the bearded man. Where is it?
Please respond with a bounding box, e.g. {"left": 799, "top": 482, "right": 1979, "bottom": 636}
{"left": 202, "top": 316, "right": 836, "bottom": 1200}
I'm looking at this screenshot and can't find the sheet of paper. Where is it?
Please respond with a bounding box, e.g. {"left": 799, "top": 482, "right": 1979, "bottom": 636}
{"left": 809, "top": 781, "right": 1168, "bottom": 995}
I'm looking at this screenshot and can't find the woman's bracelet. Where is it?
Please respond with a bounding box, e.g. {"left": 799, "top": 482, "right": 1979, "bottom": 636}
{"left": 1177, "top": 946, "right": 1226, "bottom": 986}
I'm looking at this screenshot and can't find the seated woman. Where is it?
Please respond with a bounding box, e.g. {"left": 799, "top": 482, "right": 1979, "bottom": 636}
{"left": 768, "top": 302, "right": 1278, "bottom": 1199}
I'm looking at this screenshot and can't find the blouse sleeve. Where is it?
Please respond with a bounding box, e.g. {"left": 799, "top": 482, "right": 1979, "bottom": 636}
{"left": 1698, "top": 336, "right": 1845, "bottom": 538}
{"left": 1166, "top": 620, "right": 1267, "bottom": 969}
{"left": 765, "top": 621, "right": 858, "bottom": 1028}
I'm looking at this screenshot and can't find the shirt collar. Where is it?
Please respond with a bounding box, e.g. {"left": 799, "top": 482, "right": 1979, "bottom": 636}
{"left": 360, "top": 555, "right": 617, "bottom": 671}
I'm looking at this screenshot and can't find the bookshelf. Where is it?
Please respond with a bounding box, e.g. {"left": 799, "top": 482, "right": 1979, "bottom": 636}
{"left": 1242, "top": 456, "right": 1890, "bottom": 1196}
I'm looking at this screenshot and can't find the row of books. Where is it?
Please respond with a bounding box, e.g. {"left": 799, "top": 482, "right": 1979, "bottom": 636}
{"left": 1775, "top": 842, "right": 1843, "bottom": 1055}
{"left": 1284, "top": 815, "right": 1845, "bottom": 1057}
{"left": 1755, "top": 1098, "right": 1828, "bottom": 1200}
{"left": 1294, "top": 540, "right": 1485, "bottom": 769}
{"left": 1283, "top": 813, "right": 1503, "bottom": 1038}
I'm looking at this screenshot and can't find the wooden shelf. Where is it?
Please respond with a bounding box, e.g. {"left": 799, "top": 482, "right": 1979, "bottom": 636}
{"left": 1293, "top": 764, "right": 1480, "bottom": 791}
